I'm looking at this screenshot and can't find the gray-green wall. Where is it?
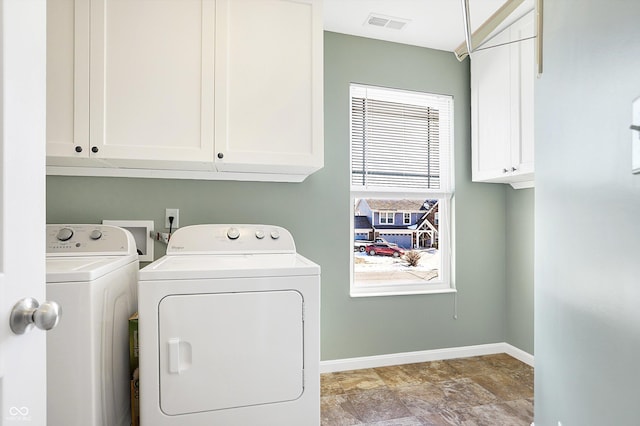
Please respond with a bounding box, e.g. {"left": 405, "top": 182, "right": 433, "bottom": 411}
{"left": 47, "top": 31, "right": 529, "bottom": 361}
{"left": 506, "top": 187, "right": 534, "bottom": 355}
{"left": 535, "top": 1, "right": 640, "bottom": 424}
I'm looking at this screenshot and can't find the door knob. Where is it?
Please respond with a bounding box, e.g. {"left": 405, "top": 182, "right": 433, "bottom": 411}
{"left": 10, "top": 297, "right": 62, "bottom": 335}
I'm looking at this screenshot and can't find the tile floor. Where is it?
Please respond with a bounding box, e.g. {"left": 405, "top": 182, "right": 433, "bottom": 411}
{"left": 320, "top": 354, "right": 533, "bottom": 426}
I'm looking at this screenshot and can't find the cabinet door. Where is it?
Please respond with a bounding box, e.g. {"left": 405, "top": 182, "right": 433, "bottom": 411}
{"left": 510, "top": 12, "right": 535, "bottom": 177}
{"left": 46, "top": 0, "right": 90, "bottom": 159}
{"left": 89, "top": 0, "right": 214, "bottom": 169}
{"left": 471, "top": 28, "right": 512, "bottom": 182}
{"left": 214, "top": 0, "right": 323, "bottom": 176}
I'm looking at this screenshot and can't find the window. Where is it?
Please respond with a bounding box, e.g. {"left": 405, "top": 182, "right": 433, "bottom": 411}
{"left": 379, "top": 212, "right": 394, "bottom": 225}
{"left": 350, "top": 84, "right": 454, "bottom": 297}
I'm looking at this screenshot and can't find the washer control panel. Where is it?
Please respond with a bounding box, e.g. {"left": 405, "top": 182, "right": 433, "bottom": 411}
{"left": 46, "top": 224, "right": 135, "bottom": 256}
{"left": 167, "top": 224, "right": 296, "bottom": 255}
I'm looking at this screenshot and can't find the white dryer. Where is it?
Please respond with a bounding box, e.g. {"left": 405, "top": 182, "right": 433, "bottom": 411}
{"left": 138, "top": 224, "right": 320, "bottom": 426}
{"left": 46, "top": 224, "right": 138, "bottom": 426}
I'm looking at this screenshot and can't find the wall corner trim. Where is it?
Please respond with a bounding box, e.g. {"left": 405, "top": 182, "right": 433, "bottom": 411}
{"left": 320, "top": 342, "right": 533, "bottom": 373}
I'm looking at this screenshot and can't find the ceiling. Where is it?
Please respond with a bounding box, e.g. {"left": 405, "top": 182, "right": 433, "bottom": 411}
{"left": 323, "top": 0, "right": 535, "bottom": 53}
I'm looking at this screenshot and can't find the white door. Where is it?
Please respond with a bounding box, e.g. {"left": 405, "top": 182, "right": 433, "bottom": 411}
{"left": 0, "top": 0, "right": 48, "bottom": 424}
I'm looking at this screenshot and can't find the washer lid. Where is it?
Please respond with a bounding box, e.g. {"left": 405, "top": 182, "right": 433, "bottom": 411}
{"left": 46, "top": 255, "right": 137, "bottom": 282}
{"left": 139, "top": 253, "right": 319, "bottom": 281}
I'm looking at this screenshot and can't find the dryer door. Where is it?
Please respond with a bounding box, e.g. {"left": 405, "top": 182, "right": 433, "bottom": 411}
{"left": 158, "top": 289, "right": 304, "bottom": 415}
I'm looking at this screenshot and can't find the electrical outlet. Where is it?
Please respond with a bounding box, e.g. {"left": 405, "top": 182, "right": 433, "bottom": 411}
{"left": 165, "top": 208, "right": 179, "bottom": 229}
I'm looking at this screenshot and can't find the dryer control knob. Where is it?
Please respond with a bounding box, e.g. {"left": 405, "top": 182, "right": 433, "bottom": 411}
{"left": 56, "top": 227, "right": 74, "bottom": 242}
{"left": 227, "top": 227, "right": 240, "bottom": 240}
{"left": 255, "top": 230, "right": 265, "bottom": 239}
{"left": 270, "top": 230, "right": 280, "bottom": 240}
{"left": 89, "top": 230, "right": 102, "bottom": 240}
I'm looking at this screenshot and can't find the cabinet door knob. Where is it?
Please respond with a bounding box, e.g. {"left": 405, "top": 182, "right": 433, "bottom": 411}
{"left": 91, "top": 146, "right": 99, "bottom": 153}
{"left": 75, "top": 146, "right": 83, "bottom": 153}
{"left": 217, "top": 152, "right": 224, "bottom": 159}
{"left": 511, "top": 167, "right": 517, "bottom": 172}
{"left": 503, "top": 168, "right": 509, "bottom": 173}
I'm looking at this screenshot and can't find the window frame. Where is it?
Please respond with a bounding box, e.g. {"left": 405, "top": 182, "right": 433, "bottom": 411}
{"left": 379, "top": 211, "right": 394, "bottom": 225}
{"left": 349, "top": 83, "right": 456, "bottom": 297}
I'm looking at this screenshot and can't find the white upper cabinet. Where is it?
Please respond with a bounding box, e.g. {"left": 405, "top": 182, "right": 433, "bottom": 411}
{"left": 46, "top": 0, "right": 90, "bottom": 162}
{"left": 471, "top": 10, "right": 535, "bottom": 189}
{"left": 47, "top": 0, "right": 214, "bottom": 170}
{"left": 471, "top": 28, "right": 511, "bottom": 181}
{"left": 511, "top": 13, "right": 535, "bottom": 181}
{"left": 89, "top": 0, "right": 215, "bottom": 170}
{"left": 214, "top": 0, "right": 323, "bottom": 176}
{"left": 46, "top": 0, "right": 323, "bottom": 182}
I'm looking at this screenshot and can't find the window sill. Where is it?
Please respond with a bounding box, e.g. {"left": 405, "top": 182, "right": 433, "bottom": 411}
{"left": 350, "top": 287, "right": 457, "bottom": 298}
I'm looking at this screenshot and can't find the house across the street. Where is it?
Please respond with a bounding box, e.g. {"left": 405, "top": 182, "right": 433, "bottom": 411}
{"left": 354, "top": 199, "right": 439, "bottom": 249}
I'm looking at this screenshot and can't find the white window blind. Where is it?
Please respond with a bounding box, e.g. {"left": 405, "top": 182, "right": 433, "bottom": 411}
{"left": 350, "top": 84, "right": 453, "bottom": 193}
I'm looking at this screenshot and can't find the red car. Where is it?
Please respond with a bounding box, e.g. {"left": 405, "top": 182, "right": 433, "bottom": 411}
{"left": 365, "top": 243, "right": 405, "bottom": 257}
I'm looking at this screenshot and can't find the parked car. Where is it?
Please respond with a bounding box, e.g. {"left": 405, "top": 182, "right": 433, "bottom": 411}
{"left": 365, "top": 243, "right": 405, "bottom": 257}
{"left": 354, "top": 238, "right": 398, "bottom": 252}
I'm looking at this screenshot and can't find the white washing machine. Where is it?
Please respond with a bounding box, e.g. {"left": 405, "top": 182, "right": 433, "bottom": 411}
{"left": 46, "top": 224, "right": 139, "bottom": 426}
{"left": 138, "top": 224, "right": 320, "bottom": 426}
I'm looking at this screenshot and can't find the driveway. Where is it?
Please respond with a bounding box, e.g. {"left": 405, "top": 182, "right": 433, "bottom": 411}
{"left": 353, "top": 249, "right": 440, "bottom": 283}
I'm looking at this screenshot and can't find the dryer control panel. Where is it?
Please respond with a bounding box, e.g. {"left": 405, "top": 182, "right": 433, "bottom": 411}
{"left": 167, "top": 224, "right": 296, "bottom": 255}
{"left": 46, "top": 224, "right": 136, "bottom": 256}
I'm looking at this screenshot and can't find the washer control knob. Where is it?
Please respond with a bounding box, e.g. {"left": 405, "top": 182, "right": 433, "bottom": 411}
{"left": 227, "top": 227, "right": 240, "bottom": 240}
{"left": 255, "top": 230, "right": 265, "bottom": 240}
{"left": 89, "top": 230, "right": 102, "bottom": 240}
{"left": 270, "top": 230, "right": 280, "bottom": 240}
{"left": 56, "top": 227, "right": 74, "bottom": 242}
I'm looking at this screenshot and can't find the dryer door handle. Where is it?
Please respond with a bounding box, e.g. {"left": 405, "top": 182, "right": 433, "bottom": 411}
{"left": 168, "top": 338, "right": 181, "bottom": 374}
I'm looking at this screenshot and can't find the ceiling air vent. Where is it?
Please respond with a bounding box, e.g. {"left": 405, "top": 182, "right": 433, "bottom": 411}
{"left": 364, "top": 13, "right": 410, "bottom": 31}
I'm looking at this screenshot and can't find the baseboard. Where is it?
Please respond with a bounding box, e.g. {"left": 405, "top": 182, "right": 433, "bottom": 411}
{"left": 503, "top": 343, "right": 535, "bottom": 367}
{"left": 320, "top": 342, "right": 533, "bottom": 373}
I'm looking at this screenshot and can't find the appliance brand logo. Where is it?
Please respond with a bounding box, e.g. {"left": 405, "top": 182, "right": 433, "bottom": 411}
{"left": 6, "top": 406, "right": 31, "bottom": 422}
